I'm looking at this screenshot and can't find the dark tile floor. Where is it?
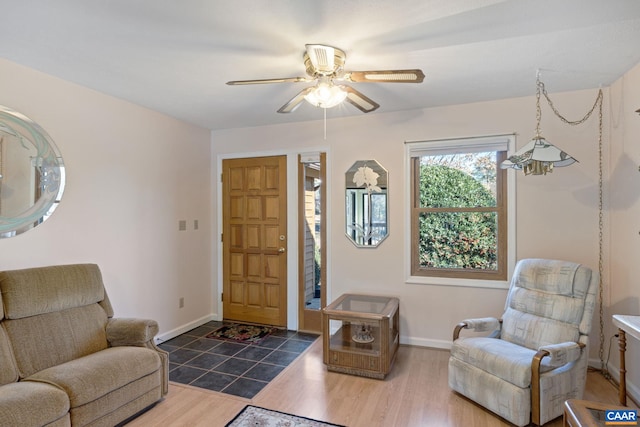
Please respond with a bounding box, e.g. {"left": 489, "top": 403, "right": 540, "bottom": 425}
{"left": 158, "top": 321, "right": 319, "bottom": 399}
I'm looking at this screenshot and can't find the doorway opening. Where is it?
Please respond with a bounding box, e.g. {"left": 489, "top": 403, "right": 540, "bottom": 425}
{"left": 298, "top": 152, "right": 326, "bottom": 333}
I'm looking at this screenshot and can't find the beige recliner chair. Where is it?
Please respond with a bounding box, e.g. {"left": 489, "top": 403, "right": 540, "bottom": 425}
{"left": 448, "top": 258, "right": 597, "bottom": 426}
{"left": 0, "top": 264, "right": 168, "bottom": 426}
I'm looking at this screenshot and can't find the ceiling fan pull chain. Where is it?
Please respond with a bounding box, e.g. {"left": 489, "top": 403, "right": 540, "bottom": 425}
{"left": 324, "top": 107, "right": 327, "bottom": 140}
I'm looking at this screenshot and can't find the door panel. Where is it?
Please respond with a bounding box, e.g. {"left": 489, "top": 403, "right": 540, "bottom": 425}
{"left": 222, "top": 155, "right": 287, "bottom": 327}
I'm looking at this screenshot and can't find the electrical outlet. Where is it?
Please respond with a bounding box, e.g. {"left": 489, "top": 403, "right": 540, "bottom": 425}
{"left": 194, "top": 219, "right": 199, "bottom": 230}
{"left": 179, "top": 297, "right": 184, "bottom": 308}
{"left": 178, "top": 220, "right": 187, "bottom": 231}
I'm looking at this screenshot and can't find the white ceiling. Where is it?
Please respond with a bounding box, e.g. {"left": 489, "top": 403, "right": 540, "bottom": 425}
{"left": 2, "top": 0, "right": 640, "bottom": 131}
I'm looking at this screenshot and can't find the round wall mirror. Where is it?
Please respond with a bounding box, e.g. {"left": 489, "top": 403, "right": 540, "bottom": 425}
{"left": 345, "top": 160, "right": 388, "bottom": 247}
{"left": 0, "top": 105, "right": 65, "bottom": 238}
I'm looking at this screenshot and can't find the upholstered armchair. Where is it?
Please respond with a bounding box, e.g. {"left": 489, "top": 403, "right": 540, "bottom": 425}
{"left": 448, "top": 258, "right": 597, "bottom": 426}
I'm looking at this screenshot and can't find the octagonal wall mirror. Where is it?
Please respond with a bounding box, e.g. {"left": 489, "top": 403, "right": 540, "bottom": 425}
{"left": 345, "top": 160, "right": 388, "bottom": 247}
{"left": 0, "top": 105, "right": 65, "bottom": 238}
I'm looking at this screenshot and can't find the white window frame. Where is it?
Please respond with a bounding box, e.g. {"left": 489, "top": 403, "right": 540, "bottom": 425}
{"left": 404, "top": 134, "right": 516, "bottom": 289}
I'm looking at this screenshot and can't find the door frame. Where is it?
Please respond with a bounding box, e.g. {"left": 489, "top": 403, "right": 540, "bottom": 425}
{"left": 216, "top": 148, "right": 331, "bottom": 331}
{"left": 297, "top": 152, "right": 327, "bottom": 333}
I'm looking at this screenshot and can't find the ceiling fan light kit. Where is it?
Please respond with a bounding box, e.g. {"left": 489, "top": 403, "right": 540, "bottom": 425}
{"left": 303, "top": 79, "right": 348, "bottom": 109}
{"left": 227, "top": 44, "right": 425, "bottom": 114}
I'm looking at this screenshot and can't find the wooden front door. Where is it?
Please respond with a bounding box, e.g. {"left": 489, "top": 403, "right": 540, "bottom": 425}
{"left": 222, "top": 156, "right": 287, "bottom": 327}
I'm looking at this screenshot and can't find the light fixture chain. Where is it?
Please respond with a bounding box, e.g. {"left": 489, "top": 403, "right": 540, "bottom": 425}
{"left": 539, "top": 75, "right": 608, "bottom": 375}
{"left": 539, "top": 80, "right": 603, "bottom": 126}
{"left": 596, "top": 91, "right": 607, "bottom": 375}
{"left": 535, "top": 76, "right": 543, "bottom": 135}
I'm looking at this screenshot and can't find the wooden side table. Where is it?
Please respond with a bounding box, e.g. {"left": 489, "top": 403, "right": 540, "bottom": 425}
{"left": 322, "top": 293, "right": 399, "bottom": 379}
{"left": 563, "top": 399, "right": 629, "bottom": 427}
{"left": 612, "top": 314, "right": 640, "bottom": 406}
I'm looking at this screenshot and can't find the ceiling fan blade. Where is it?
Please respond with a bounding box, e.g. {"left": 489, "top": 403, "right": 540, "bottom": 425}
{"left": 345, "top": 69, "right": 425, "bottom": 83}
{"left": 277, "top": 87, "right": 315, "bottom": 113}
{"left": 226, "top": 77, "right": 310, "bottom": 85}
{"left": 304, "top": 44, "right": 346, "bottom": 75}
{"left": 340, "top": 85, "right": 380, "bottom": 113}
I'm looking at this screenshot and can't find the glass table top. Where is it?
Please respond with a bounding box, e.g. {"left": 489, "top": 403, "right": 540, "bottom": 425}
{"left": 326, "top": 294, "right": 397, "bottom": 315}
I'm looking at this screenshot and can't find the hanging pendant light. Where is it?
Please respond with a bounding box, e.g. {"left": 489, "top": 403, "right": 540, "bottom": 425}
{"left": 502, "top": 134, "right": 577, "bottom": 175}
{"left": 501, "top": 72, "right": 577, "bottom": 175}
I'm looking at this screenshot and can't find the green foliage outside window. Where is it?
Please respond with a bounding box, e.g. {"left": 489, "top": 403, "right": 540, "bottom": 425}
{"left": 418, "top": 154, "right": 498, "bottom": 271}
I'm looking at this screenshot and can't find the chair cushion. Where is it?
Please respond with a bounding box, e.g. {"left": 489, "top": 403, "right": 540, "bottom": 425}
{"left": 450, "top": 337, "right": 554, "bottom": 388}
{"left": 501, "top": 308, "right": 580, "bottom": 350}
{"left": 0, "top": 381, "right": 70, "bottom": 427}
{"left": 501, "top": 259, "right": 593, "bottom": 350}
{"left": 0, "top": 327, "right": 19, "bottom": 386}
{"left": 510, "top": 258, "right": 583, "bottom": 296}
{"left": 25, "top": 346, "right": 161, "bottom": 408}
{"left": 4, "top": 304, "right": 109, "bottom": 378}
{"left": 0, "top": 264, "right": 105, "bottom": 319}
{"left": 507, "top": 287, "right": 589, "bottom": 326}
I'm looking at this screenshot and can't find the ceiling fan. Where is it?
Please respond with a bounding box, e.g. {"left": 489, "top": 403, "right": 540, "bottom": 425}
{"left": 226, "top": 44, "right": 425, "bottom": 114}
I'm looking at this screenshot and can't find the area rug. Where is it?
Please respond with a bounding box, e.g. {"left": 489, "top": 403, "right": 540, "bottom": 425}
{"left": 205, "top": 323, "right": 273, "bottom": 344}
{"left": 225, "top": 405, "right": 345, "bottom": 427}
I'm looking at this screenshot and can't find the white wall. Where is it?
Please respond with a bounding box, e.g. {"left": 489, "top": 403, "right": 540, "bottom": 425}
{"left": 0, "top": 59, "right": 214, "bottom": 337}
{"left": 608, "top": 61, "right": 640, "bottom": 400}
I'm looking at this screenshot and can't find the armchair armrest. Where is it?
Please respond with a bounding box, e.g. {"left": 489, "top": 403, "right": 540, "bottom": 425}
{"left": 106, "top": 318, "right": 159, "bottom": 347}
{"left": 536, "top": 341, "right": 585, "bottom": 367}
{"left": 453, "top": 317, "right": 502, "bottom": 340}
{"left": 105, "top": 318, "right": 169, "bottom": 397}
{"left": 530, "top": 341, "right": 585, "bottom": 425}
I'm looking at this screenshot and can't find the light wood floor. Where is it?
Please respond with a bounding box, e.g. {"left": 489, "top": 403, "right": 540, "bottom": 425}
{"left": 127, "top": 339, "right": 634, "bottom": 427}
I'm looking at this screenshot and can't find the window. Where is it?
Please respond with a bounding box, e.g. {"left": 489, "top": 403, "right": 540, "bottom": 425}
{"left": 406, "top": 135, "right": 515, "bottom": 285}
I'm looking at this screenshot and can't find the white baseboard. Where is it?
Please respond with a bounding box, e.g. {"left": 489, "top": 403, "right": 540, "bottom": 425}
{"left": 154, "top": 314, "right": 218, "bottom": 345}
{"left": 401, "top": 335, "right": 452, "bottom": 350}
{"left": 588, "top": 357, "right": 640, "bottom": 406}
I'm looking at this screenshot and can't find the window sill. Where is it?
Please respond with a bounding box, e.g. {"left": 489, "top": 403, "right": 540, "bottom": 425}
{"left": 405, "top": 275, "right": 509, "bottom": 290}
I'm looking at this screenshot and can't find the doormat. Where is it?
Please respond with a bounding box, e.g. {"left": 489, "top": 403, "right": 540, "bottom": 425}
{"left": 225, "top": 405, "right": 346, "bottom": 427}
{"left": 205, "top": 323, "right": 274, "bottom": 344}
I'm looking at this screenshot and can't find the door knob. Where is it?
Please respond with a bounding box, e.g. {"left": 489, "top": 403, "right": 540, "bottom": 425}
{"left": 278, "top": 247, "right": 286, "bottom": 253}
